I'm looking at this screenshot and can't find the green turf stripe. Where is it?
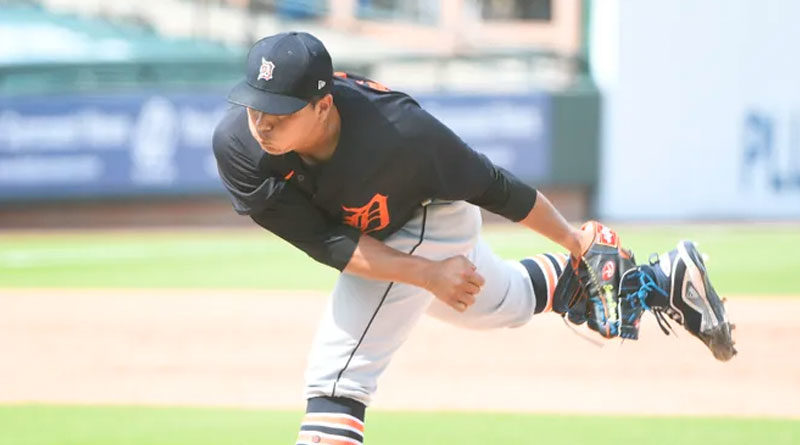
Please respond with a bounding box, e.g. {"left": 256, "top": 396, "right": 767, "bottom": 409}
{"left": 0, "top": 225, "right": 797, "bottom": 295}
{"left": 0, "top": 405, "right": 797, "bottom": 445}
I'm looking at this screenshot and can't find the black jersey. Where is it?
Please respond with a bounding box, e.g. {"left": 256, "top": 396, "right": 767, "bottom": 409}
{"left": 212, "top": 74, "right": 538, "bottom": 270}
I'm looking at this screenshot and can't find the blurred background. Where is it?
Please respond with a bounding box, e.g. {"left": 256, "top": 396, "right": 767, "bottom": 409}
{"left": 2, "top": 0, "right": 798, "bottom": 226}
{"left": 1, "top": 2, "right": 799, "bottom": 444}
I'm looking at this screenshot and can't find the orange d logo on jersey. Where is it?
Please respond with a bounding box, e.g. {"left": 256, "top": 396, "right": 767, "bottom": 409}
{"left": 342, "top": 194, "right": 390, "bottom": 234}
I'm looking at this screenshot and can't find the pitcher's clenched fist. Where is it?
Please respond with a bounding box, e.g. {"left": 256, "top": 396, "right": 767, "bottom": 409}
{"left": 422, "top": 255, "right": 485, "bottom": 312}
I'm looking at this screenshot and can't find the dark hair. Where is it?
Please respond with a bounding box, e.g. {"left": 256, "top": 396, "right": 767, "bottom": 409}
{"left": 308, "top": 93, "right": 330, "bottom": 106}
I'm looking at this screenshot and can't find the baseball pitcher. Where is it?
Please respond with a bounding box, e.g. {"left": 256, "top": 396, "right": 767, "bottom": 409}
{"left": 212, "top": 32, "right": 736, "bottom": 445}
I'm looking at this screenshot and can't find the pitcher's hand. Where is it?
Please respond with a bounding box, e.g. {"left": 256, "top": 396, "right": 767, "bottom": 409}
{"left": 422, "top": 255, "right": 485, "bottom": 312}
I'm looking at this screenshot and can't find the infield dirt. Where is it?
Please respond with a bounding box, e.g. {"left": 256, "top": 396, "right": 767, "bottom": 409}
{"left": 1, "top": 289, "right": 797, "bottom": 417}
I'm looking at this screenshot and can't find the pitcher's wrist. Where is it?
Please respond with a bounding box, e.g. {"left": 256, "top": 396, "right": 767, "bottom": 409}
{"left": 566, "top": 228, "right": 585, "bottom": 258}
{"left": 405, "top": 256, "right": 436, "bottom": 290}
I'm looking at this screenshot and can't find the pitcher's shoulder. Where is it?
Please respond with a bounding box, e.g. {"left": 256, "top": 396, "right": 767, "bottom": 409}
{"left": 212, "top": 106, "right": 250, "bottom": 153}
{"left": 332, "top": 73, "right": 437, "bottom": 141}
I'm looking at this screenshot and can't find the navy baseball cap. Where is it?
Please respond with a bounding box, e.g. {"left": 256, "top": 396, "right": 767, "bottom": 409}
{"left": 227, "top": 32, "right": 333, "bottom": 115}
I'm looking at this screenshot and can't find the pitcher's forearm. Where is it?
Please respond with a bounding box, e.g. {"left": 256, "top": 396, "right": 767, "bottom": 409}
{"left": 343, "top": 234, "right": 433, "bottom": 288}
{"left": 519, "top": 191, "right": 583, "bottom": 257}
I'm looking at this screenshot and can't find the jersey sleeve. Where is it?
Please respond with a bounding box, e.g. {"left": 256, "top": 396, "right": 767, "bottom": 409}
{"left": 401, "top": 105, "right": 538, "bottom": 221}
{"left": 212, "top": 108, "right": 276, "bottom": 215}
{"left": 248, "top": 185, "right": 361, "bottom": 271}
{"left": 212, "top": 113, "right": 360, "bottom": 270}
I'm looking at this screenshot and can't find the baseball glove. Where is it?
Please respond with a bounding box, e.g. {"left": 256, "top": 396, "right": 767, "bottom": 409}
{"left": 552, "top": 221, "right": 637, "bottom": 339}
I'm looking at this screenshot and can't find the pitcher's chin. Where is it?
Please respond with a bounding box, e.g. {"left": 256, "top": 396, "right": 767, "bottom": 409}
{"left": 261, "top": 144, "right": 294, "bottom": 155}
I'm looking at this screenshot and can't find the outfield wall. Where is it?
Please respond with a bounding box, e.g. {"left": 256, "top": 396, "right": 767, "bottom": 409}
{"left": 0, "top": 91, "right": 557, "bottom": 202}
{"left": 592, "top": 0, "right": 800, "bottom": 219}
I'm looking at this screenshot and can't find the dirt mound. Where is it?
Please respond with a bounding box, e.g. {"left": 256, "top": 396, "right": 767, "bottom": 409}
{"left": 0, "top": 289, "right": 796, "bottom": 417}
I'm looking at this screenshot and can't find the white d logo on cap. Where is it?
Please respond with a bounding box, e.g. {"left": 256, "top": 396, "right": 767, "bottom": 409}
{"left": 257, "top": 58, "right": 275, "bottom": 81}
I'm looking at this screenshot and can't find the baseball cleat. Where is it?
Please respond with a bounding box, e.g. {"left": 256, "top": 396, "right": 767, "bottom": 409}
{"left": 649, "top": 240, "right": 737, "bottom": 361}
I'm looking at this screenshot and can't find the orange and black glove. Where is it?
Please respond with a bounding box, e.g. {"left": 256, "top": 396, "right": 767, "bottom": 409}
{"left": 552, "top": 221, "right": 637, "bottom": 338}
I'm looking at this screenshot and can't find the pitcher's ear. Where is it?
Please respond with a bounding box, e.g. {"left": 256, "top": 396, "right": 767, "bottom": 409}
{"left": 310, "top": 94, "right": 332, "bottom": 113}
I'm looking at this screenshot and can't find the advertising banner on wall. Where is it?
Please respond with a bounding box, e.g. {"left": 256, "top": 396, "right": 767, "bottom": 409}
{"left": 0, "top": 92, "right": 230, "bottom": 201}
{"left": 594, "top": 0, "right": 800, "bottom": 219}
{"left": 0, "top": 92, "right": 550, "bottom": 202}
{"left": 418, "top": 94, "right": 551, "bottom": 184}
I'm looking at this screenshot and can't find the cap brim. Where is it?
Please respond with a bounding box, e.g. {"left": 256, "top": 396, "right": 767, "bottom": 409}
{"left": 227, "top": 80, "right": 308, "bottom": 115}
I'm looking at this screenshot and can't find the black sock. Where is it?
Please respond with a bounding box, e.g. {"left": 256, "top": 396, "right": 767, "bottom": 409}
{"left": 296, "top": 396, "right": 366, "bottom": 444}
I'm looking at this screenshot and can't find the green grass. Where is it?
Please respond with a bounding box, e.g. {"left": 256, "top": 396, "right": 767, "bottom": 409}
{"left": 0, "top": 224, "right": 795, "bottom": 295}
{"left": 0, "top": 405, "right": 797, "bottom": 445}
